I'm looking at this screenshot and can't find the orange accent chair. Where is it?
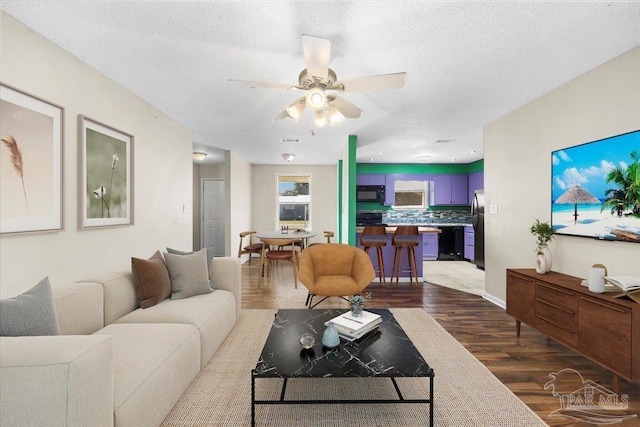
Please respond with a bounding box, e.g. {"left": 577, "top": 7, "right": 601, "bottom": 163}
{"left": 298, "top": 243, "right": 375, "bottom": 308}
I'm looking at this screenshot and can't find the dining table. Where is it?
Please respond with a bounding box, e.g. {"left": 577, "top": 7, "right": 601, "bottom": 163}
{"left": 254, "top": 230, "right": 317, "bottom": 249}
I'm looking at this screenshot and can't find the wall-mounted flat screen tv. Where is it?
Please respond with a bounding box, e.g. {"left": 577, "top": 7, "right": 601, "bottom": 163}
{"left": 551, "top": 129, "right": 639, "bottom": 243}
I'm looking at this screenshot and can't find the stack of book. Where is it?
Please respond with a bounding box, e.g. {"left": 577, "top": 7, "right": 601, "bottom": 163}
{"left": 325, "top": 310, "right": 382, "bottom": 341}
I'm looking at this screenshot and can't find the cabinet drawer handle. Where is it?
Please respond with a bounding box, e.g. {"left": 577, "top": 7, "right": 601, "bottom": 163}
{"left": 537, "top": 314, "right": 576, "bottom": 333}
{"left": 582, "top": 297, "right": 628, "bottom": 314}
{"left": 538, "top": 282, "right": 574, "bottom": 297}
{"left": 537, "top": 299, "right": 574, "bottom": 315}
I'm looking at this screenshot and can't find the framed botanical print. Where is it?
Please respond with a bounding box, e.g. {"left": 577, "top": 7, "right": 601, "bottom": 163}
{"left": 79, "top": 115, "right": 134, "bottom": 228}
{"left": 0, "top": 83, "right": 64, "bottom": 234}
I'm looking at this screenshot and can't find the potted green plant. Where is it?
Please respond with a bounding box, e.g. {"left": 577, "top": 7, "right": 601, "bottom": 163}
{"left": 529, "top": 219, "right": 555, "bottom": 274}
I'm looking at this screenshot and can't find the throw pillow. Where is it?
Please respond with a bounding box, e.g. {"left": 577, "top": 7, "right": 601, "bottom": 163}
{"left": 0, "top": 277, "right": 60, "bottom": 336}
{"left": 166, "top": 246, "right": 215, "bottom": 289}
{"left": 131, "top": 251, "right": 172, "bottom": 309}
{"left": 164, "top": 248, "right": 213, "bottom": 300}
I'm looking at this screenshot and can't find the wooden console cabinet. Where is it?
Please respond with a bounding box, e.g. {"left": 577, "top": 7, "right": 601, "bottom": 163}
{"left": 506, "top": 269, "right": 640, "bottom": 386}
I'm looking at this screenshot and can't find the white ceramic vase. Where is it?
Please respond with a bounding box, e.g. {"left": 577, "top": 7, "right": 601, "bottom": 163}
{"left": 535, "top": 247, "right": 553, "bottom": 274}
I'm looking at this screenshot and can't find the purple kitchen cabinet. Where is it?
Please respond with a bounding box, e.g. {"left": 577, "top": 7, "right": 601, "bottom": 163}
{"left": 356, "top": 174, "right": 385, "bottom": 185}
{"left": 422, "top": 232, "right": 438, "bottom": 260}
{"left": 433, "top": 174, "right": 468, "bottom": 205}
{"left": 468, "top": 171, "right": 484, "bottom": 206}
{"left": 384, "top": 175, "right": 395, "bottom": 205}
{"left": 464, "top": 226, "right": 474, "bottom": 261}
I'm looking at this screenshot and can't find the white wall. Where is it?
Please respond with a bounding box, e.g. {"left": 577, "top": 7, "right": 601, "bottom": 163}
{"left": 484, "top": 46, "right": 640, "bottom": 303}
{"left": 251, "top": 165, "right": 338, "bottom": 245}
{"left": 0, "top": 13, "right": 193, "bottom": 297}
{"left": 227, "top": 151, "right": 252, "bottom": 258}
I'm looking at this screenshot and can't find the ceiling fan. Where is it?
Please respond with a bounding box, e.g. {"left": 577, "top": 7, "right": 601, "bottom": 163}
{"left": 229, "top": 34, "right": 407, "bottom": 128}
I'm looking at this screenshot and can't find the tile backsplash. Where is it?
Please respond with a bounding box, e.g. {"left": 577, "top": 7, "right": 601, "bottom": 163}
{"left": 373, "top": 209, "right": 472, "bottom": 225}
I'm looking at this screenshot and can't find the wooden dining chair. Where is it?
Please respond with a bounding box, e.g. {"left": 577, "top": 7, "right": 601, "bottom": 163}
{"left": 258, "top": 238, "right": 301, "bottom": 288}
{"left": 238, "top": 231, "right": 262, "bottom": 265}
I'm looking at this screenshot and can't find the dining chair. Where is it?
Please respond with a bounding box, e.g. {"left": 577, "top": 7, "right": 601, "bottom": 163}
{"left": 238, "top": 231, "right": 263, "bottom": 265}
{"left": 258, "top": 238, "right": 301, "bottom": 288}
{"left": 308, "top": 230, "right": 335, "bottom": 247}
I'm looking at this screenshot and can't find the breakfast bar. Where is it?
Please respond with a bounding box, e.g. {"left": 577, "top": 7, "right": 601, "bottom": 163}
{"left": 355, "top": 226, "right": 441, "bottom": 283}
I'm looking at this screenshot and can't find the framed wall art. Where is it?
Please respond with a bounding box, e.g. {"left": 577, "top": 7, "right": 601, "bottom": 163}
{"left": 0, "top": 83, "right": 64, "bottom": 234}
{"left": 79, "top": 115, "right": 134, "bottom": 228}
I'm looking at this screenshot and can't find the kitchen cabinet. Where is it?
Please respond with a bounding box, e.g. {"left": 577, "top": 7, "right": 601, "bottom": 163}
{"left": 468, "top": 171, "right": 484, "bottom": 206}
{"left": 464, "top": 226, "right": 474, "bottom": 261}
{"left": 422, "top": 232, "right": 438, "bottom": 260}
{"left": 384, "top": 175, "right": 395, "bottom": 205}
{"left": 506, "top": 269, "right": 640, "bottom": 386}
{"left": 356, "top": 174, "right": 385, "bottom": 186}
{"left": 433, "top": 174, "right": 468, "bottom": 205}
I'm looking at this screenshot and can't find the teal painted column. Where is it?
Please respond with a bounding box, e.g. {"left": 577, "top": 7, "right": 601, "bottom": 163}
{"left": 337, "top": 159, "right": 342, "bottom": 242}
{"left": 347, "top": 135, "right": 357, "bottom": 246}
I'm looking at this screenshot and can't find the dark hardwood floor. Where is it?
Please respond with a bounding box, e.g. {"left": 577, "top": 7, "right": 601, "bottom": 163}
{"left": 240, "top": 260, "right": 640, "bottom": 426}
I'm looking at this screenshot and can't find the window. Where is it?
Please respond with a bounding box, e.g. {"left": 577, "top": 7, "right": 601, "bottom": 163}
{"left": 278, "top": 175, "right": 310, "bottom": 229}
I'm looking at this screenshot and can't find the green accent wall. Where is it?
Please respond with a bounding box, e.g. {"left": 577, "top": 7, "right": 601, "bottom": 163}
{"left": 468, "top": 159, "right": 484, "bottom": 173}
{"left": 357, "top": 161, "right": 484, "bottom": 175}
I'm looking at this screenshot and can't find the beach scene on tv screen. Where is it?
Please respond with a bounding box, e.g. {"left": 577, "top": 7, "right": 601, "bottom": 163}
{"left": 551, "top": 130, "right": 639, "bottom": 243}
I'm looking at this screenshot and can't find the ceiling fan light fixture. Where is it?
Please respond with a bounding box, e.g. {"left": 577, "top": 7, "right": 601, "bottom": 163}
{"left": 314, "top": 110, "right": 328, "bottom": 127}
{"left": 306, "top": 87, "right": 327, "bottom": 110}
{"left": 285, "top": 100, "right": 305, "bottom": 121}
{"left": 281, "top": 153, "right": 295, "bottom": 162}
{"left": 193, "top": 152, "right": 207, "bottom": 161}
{"left": 328, "top": 106, "right": 345, "bottom": 126}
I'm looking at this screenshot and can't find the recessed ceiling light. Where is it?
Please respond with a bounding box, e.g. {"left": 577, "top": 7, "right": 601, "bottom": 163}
{"left": 369, "top": 158, "right": 375, "bottom": 161}
{"left": 451, "top": 158, "right": 456, "bottom": 162}
{"left": 416, "top": 154, "right": 431, "bottom": 161}
{"left": 378, "top": 151, "right": 384, "bottom": 154}
{"left": 470, "top": 150, "right": 476, "bottom": 154}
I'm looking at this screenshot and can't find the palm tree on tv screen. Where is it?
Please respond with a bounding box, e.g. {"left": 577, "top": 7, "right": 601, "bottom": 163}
{"left": 601, "top": 150, "right": 640, "bottom": 216}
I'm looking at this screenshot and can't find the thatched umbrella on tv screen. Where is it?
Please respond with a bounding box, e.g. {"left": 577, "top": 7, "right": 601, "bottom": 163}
{"left": 554, "top": 184, "right": 600, "bottom": 223}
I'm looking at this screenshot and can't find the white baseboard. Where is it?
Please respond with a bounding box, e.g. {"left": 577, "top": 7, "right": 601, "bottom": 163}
{"left": 483, "top": 292, "right": 506, "bottom": 309}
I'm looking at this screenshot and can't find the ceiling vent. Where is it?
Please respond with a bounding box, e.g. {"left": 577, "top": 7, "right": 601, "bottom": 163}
{"left": 280, "top": 138, "right": 301, "bottom": 144}
{"left": 434, "top": 139, "right": 456, "bottom": 144}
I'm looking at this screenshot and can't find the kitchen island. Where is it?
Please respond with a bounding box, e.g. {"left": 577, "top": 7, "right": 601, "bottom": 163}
{"left": 355, "top": 226, "right": 441, "bottom": 283}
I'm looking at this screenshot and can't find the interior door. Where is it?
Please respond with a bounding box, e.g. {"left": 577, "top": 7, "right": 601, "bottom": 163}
{"left": 202, "top": 179, "right": 225, "bottom": 256}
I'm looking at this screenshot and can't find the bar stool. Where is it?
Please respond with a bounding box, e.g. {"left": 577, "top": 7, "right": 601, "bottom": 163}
{"left": 391, "top": 226, "right": 420, "bottom": 287}
{"left": 360, "top": 226, "right": 388, "bottom": 287}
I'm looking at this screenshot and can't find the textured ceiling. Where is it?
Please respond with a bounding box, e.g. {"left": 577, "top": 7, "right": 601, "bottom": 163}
{"left": 2, "top": 2, "right": 639, "bottom": 165}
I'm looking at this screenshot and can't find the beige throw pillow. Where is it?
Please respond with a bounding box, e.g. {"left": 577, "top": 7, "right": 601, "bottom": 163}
{"left": 164, "top": 248, "right": 213, "bottom": 300}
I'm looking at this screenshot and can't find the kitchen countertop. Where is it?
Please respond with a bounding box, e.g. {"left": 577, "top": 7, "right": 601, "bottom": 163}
{"left": 386, "top": 223, "right": 473, "bottom": 227}
{"left": 355, "top": 226, "right": 442, "bottom": 233}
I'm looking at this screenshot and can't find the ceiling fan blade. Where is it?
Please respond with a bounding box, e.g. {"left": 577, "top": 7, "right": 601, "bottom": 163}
{"left": 328, "top": 96, "right": 362, "bottom": 118}
{"left": 272, "top": 109, "right": 290, "bottom": 121}
{"left": 336, "top": 72, "right": 407, "bottom": 92}
{"left": 228, "top": 79, "right": 297, "bottom": 90}
{"left": 301, "top": 34, "right": 331, "bottom": 82}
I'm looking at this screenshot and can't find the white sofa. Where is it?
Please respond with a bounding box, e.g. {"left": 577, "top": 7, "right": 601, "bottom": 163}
{"left": 0, "top": 256, "right": 241, "bottom": 427}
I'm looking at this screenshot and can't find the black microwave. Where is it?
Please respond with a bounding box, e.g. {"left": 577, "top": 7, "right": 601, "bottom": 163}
{"left": 356, "top": 185, "right": 385, "bottom": 203}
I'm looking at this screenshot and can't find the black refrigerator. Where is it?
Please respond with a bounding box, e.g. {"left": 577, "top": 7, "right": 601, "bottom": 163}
{"left": 472, "top": 190, "right": 485, "bottom": 270}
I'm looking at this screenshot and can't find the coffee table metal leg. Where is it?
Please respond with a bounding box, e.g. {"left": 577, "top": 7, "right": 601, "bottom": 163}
{"left": 280, "top": 378, "right": 288, "bottom": 401}
{"left": 251, "top": 370, "right": 256, "bottom": 427}
{"left": 429, "top": 373, "right": 434, "bottom": 427}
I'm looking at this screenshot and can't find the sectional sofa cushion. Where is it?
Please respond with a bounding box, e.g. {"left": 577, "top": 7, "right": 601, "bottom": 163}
{"left": 131, "top": 251, "right": 172, "bottom": 308}
{"left": 96, "top": 323, "right": 200, "bottom": 427}
{"left": 114, "top": 289, "right": 236, "bottom": 368}
{"left": 164, "top": 248, "right": 212, "bottom": 299}
{"left": 0, "top": 277, "right": 60, "bottom": 336}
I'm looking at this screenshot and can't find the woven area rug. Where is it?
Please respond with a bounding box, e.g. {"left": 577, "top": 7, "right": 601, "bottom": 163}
{"left": 162, "top": 309, "right": 546, "bottom": 426}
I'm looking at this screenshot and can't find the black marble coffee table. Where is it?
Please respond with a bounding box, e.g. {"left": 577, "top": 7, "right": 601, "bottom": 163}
{"left": 251, "top": 309, "right": 434, "bottom": 426}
